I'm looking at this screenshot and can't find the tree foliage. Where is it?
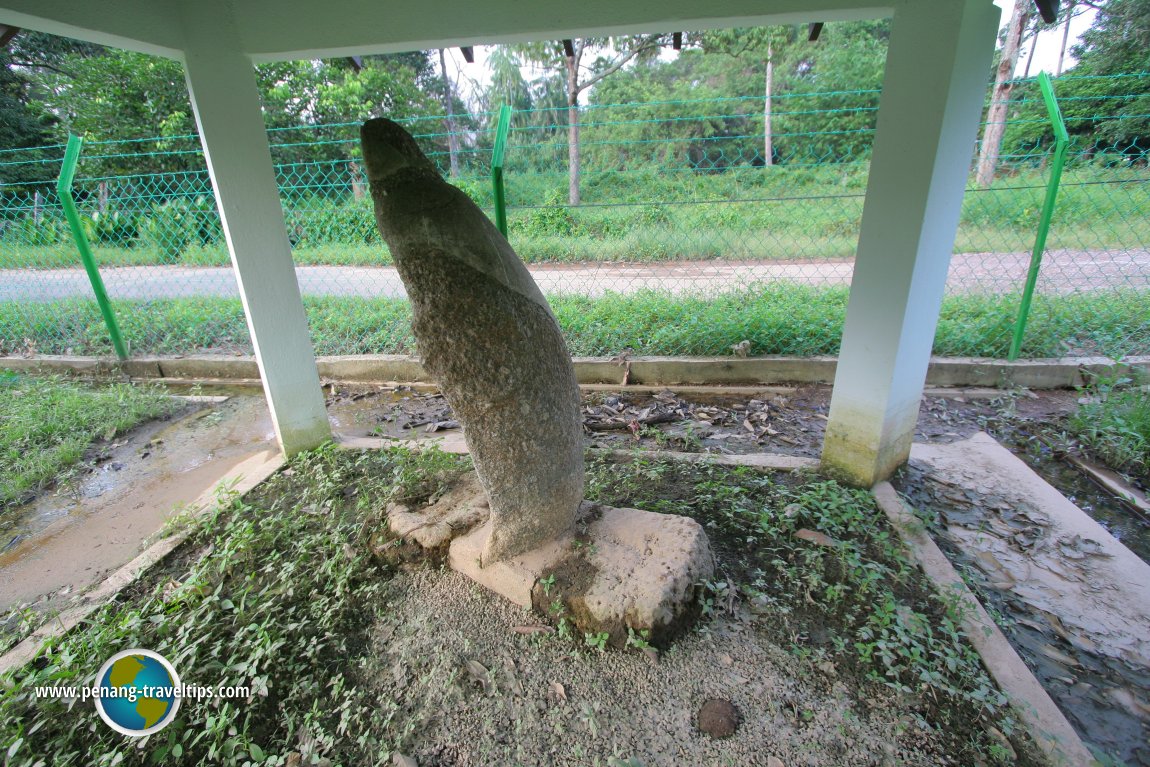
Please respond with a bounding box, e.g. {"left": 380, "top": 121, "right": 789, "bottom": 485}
{"left": 1002, "top": 0, "right": 1150, "bottom": 163}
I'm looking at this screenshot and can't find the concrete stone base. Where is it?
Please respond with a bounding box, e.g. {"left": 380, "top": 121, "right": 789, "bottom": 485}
{"left": 391, "top": 471, "right": 714, "bottom": 644}
{"left": 447, "top": 519, "right": 574, "bottom": 607}
{"left": 538, "top": 503, "right": 715, "bottom": 646}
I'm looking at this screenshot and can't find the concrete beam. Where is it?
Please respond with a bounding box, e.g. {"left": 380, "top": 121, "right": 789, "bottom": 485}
{"left": 179, "top": 0, "right": 330, "bottom": 456}
{"left": 821, "top": 0, "right": 1000, "bottom": 487}
{"left": 0, "top": 0, "right": 182, "bottom": 58}
{"left": 231, "top": 0, "right": 890, "bottom": 62}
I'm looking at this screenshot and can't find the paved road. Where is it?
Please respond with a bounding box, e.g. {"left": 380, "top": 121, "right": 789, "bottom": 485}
{"left": 2, "top": 249, "right": 1148, "bottom": 302}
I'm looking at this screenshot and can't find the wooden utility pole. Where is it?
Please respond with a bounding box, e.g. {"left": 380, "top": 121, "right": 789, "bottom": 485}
{"left": 438, "top": 48, "right": 461, "bottom": 177}
{"left": 975, "top": 0, "right": 1031, "bottom": 188}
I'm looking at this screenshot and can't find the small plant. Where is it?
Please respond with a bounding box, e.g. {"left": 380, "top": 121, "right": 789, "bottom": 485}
{"left": 624, "top": 627, "right": 653, "bottom": 651}
{"left": 140, "top": 199, "right": 195, "bottom": 261}
{"left": 584, "top": 631, "right": 610, "bottom": 652}
{"left": 540, "top": 573, "right": 557, "bottom": 596}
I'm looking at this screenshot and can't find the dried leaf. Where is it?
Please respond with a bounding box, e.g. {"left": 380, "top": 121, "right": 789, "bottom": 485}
{"left": 512, "top": 625, "right": 555, "bottom": 635}
{"left": 464, "top": 659, "right": 493, "bottom": 694}
{"left": 548, "top": 681, "right": 567, "bottom": 703}
{"left": 794, "top": 528, "right": 840, "bottom": 548}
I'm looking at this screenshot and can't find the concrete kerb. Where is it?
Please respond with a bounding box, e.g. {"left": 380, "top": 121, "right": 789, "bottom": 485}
{"left": 871, "top": 482, "right": 1099, "bottom": 767}
{"left": 2, "top": 354, "right": 1144, "bottom": 390}
{"left": 0, "top": 450, "right": 285, "bottom": 676}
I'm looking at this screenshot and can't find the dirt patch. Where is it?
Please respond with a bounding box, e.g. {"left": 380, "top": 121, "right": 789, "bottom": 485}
{"left": 366, "top": 567, "right": 961, "bottom": 767}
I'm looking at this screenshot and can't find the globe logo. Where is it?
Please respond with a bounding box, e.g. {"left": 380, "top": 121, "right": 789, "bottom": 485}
{"left": 93, "top": 649, "right": 182, "bottom": 736}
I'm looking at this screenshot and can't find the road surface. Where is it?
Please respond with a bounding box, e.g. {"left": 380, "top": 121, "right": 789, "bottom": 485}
{"left": 2, "top": 249, "right": 1147, "bottom": 302}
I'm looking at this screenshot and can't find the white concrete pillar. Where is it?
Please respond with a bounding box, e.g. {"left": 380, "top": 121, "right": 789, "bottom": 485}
{"left": 821, "top": 0, "right": 999, "bottom": 486}
{"left": 177, "top": 0, "right": 330, "bottom": 455}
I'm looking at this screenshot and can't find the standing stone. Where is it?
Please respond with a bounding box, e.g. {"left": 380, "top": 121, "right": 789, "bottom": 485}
{"left": 361, "top": 119, "right": 583, "bottom": 564}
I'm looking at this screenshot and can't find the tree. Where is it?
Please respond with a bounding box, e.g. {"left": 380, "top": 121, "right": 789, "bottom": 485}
{"left": 702, "top": 27, "right": 804, "bottom": 167}
{"left": 1001, "top": 0, "right": 1150, "bottom": 163}
{"left": 976, "top": 0, "right": 1033, "bottom": 188}
{"left": 437, "top": 49, "right": 461, "bottom": 177}
{"left": 587, "top": 21, "right": 888, "bottom": 171}
{"left": 515, "top": 36, "right": 667, "bottom": 205}
{"left": 0, "top": 31, "right": 100, "bottom": 190}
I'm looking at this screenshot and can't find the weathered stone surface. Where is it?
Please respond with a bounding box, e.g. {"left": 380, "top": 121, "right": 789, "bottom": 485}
{"left": 361, "top": 119, "right": 583, "bottom": 563}
{"left": 532, "top": 503, "right": 714, "bottom": 645}
{"left": 426, "top": 476, "right": 712, "bottom": 641}
{"left": 387, "top": 472, "right": 489, "bottom": 550}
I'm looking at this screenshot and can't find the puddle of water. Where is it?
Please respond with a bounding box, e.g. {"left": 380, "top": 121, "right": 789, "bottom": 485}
{"left": 0, "top": 396, "right": 276, "bottom": 612}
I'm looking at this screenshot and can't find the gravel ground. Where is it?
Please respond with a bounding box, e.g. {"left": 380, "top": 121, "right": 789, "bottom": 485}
{"left": 366, "top": 567, "right": 960, "bottom": 767}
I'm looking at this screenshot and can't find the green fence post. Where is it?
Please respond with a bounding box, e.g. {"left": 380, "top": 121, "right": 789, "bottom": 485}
{"left": 491, "top": 105, "right": 512, "bottom": 236}
{"left": 57, "top": 134, "right": 129, "bottom": 360}
{"left": 1009, "top": 72, "right": 1069, "bottom": 361}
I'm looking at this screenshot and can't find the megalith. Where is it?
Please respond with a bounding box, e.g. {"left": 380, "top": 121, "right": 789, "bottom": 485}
{"left": 361, "top": 118, "right": 583, "bottom": 564}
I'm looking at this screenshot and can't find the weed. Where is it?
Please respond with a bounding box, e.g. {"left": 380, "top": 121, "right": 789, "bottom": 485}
{"left": 1068, "top": 372, "right": 1149, "bottom": 482}
{"left": 0, "top": 376, "right": 181, "bottom": 513}
{"left": 0, "top": 443, "right": 468, "bottom": 766}
{"left": 583, "top": 631, "right": 610, "bottom": 652}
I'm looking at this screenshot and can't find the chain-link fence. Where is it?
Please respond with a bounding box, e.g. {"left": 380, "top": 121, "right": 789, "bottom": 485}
{"left": 1, "top": 72, "right": 1147, "bottom": 361}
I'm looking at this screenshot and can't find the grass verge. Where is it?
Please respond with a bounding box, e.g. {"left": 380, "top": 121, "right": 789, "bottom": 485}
{"left": 0, "top": 373, "right": 180, "bottom": 511}
{"left": 1, "top": 287, "right": 1147, "bottom": 360}
{"left": 1068, "top": 374, "right": 1150, "bottom": 487}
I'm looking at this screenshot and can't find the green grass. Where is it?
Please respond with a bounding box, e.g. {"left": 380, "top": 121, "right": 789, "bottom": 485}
{"left": 0, "top": 374, "right": 180, "bottom": 509}
{"left": 1069, "top": 374, "right": 1150, "bottom": 483}
{"left": 2, "top": 166, "right": 1145, "bottom": 269}
{"left": 0, "top": 444, "right": 469, "bottom": 765}
{"left": 1, "top": 287, "right": 1147, "bottom": 359}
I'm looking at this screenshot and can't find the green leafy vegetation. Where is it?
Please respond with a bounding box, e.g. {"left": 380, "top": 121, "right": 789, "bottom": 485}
{"left": 0, "top": 444, "right": 470, "bottom": 766}
{"left": 585, "top": 454, "right": 1029, "bottom": 765}
{"left": 1069, "top": 374, "right": 1150, "bottom": 484}
{"left": 2, "top": 287, "right": 1147, "bottom": 360}
{"left": 0, "top": 374, "right": 180, "bottom": 510}
{"left": 1, "top": 442, "right": 1035, "bottom": 765}
{"left": 4, "top": 164, "right": 1147, "bottom": 269}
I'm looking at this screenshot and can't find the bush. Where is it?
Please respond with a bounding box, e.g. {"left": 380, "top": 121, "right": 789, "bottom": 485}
{"left": 139, "top": 200, "right": 195, "bottom": 261}
{"left": 291, "top": 198, "right": 379, "bottom": 247}
{"left": 9, "top": 216, "right": 65, "bottom": 247}
{"left": 514, "top": 191, "right": 578, "bottom": 237}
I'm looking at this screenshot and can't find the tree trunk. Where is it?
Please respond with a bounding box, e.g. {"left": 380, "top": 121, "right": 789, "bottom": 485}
{"left": 764, "top": 43, "right": 774, "bottom": 166}
{"left": 975, "top": 0, "right": 1030, "bottom": 189}
{"left": 438, "top": 48, "right": 460, "bottom": 177}
{"left": 97, "top": 181, "right": 109, "bottom": 213}
{"left": 32, "top": 190, "right": 42, "bottom": 225}
{"left": 349, "top": 161, "right": 365, "bottom": 201}
{"left": 566, "top": 53, "right": 581, "bottom": 207}
{"left": 1056, "top": 2, "right": 1075, "bottom": 76}
{"left": 1023, "top": 26, "right": 1038, "bottom": 78}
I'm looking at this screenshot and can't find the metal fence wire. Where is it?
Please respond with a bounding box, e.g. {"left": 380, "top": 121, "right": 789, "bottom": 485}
{"left": 0, "top": 72, "right": 1147, "bottom": 361}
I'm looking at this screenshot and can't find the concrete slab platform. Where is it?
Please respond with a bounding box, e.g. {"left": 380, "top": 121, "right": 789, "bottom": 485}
{"left": 910, "top": 433, "right": 1150, "bottom": 671}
